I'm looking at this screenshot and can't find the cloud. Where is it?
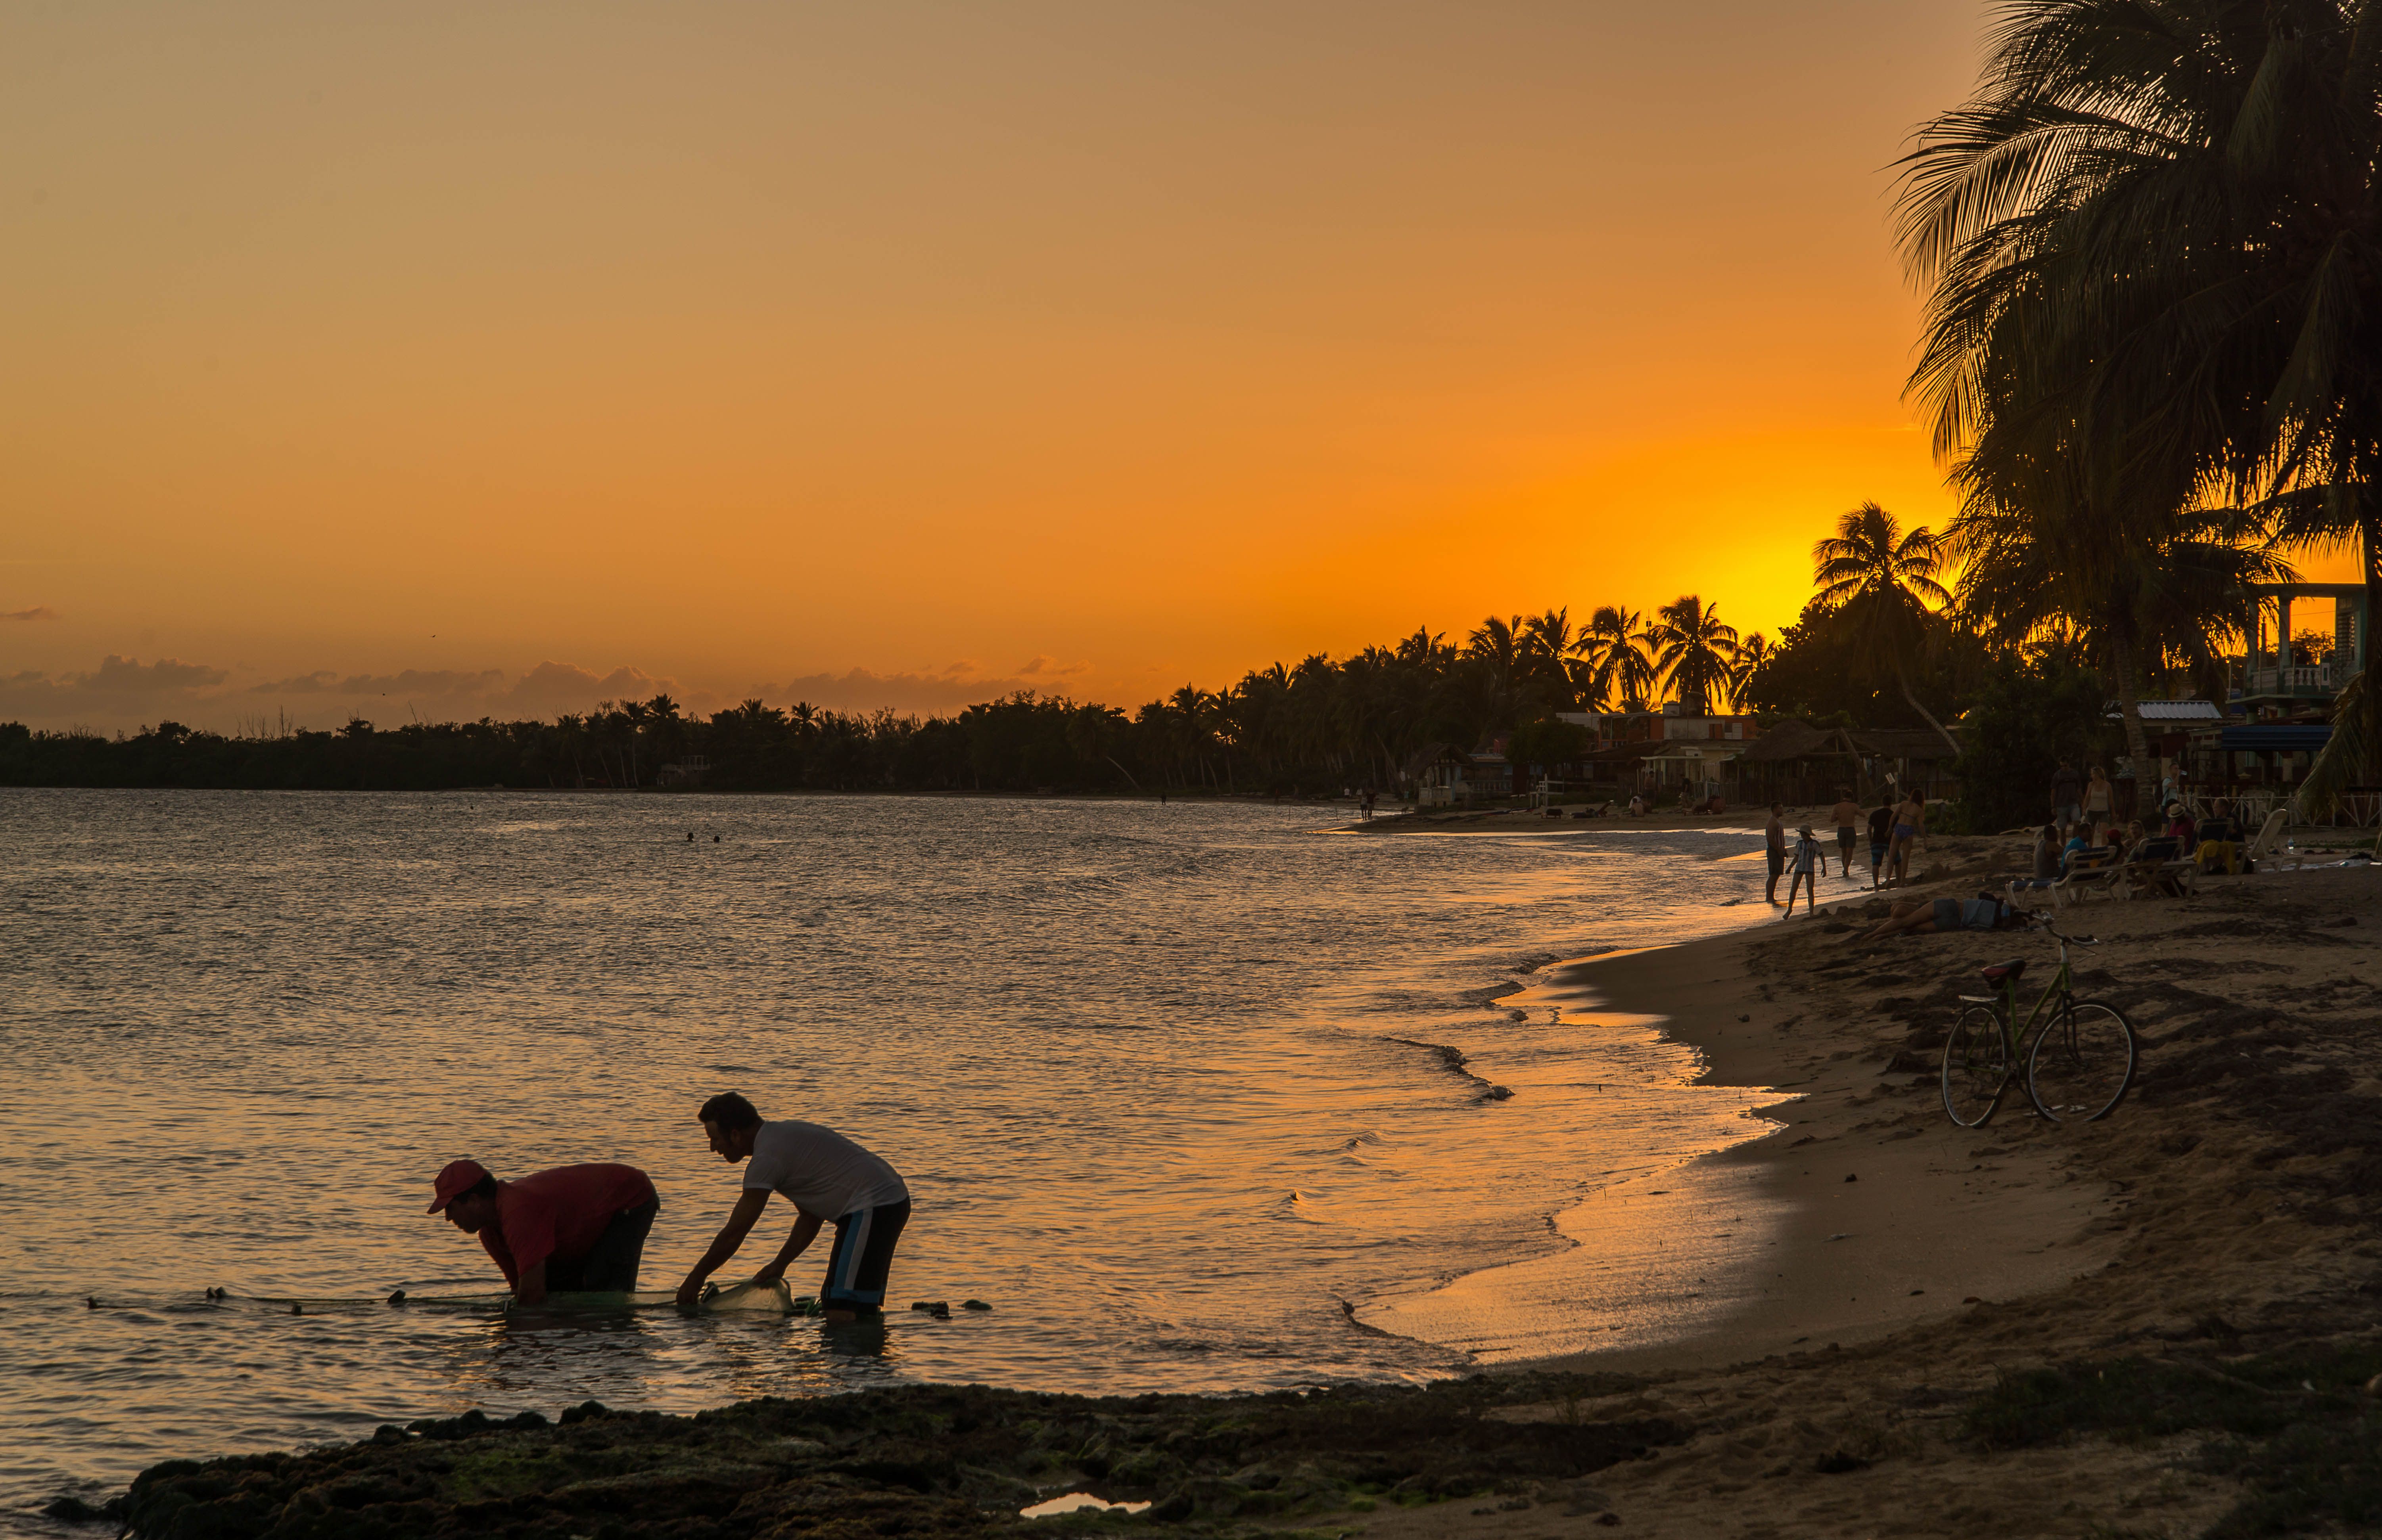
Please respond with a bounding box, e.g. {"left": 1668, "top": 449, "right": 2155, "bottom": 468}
{"left": 502, "top": 661, "right": 669, "bottom": 716}
{"left": 1, "top": 606, "right": 58, "bottom": 622}
{"left": 0, "top": 655, "right": 230, "bottom": 724}
{"left": 251, "top": 667, "right": 510, "bottom": 699}
{"left": 0, "top": 653, "right": 1101, "bottom": 732}
{"left": 745, "top": 663, "right": 1097, "bottom": 714}
{"left": 86, "top": 655, "right": 229, "bottom": 693}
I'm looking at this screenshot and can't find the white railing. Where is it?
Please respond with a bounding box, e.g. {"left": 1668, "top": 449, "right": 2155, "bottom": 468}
{"left": 2246, "top": 663, "right": 2340, "bottom": 695}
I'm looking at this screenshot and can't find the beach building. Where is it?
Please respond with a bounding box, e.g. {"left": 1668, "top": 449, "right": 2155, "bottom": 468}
{"left": 1850, "top": 728, "right": 1963, "bottom": 804}
{"left": 1734, "top": 722, "right": 1859, "bottom": 807}
{"left": 1730, "top": 722, "right": 1964, "bottom": 806}
{"left": 1638, "top": 741, "right": 1738, "bottom": 802}
{"left": 1550, "top": 710, "right": 1763, "bottom": 801}
{"left": 2233, "top": 582, "right": 2369, "bottom": 717}
{"left": 1409, "top": 740, "right": 1517, "bottom": 807}
{"left": 1556, "top": 709, "right": 1761, "bottom": 747}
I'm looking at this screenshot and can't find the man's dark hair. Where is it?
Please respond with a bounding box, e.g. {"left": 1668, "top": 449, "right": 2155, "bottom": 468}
{"left": 464, "top": 1173, "right": 499, "bottom": 1203}
{"left": 699, "top": 1091, "right": 762, "bottom": 1131}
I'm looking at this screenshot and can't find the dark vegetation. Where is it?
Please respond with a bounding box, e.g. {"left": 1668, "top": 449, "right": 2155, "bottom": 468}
{"left": 0, "top": 596, "right": 1839, "bottom": 797}
{"left": 72, "top": 1373, "right": 1678, "bottom": 1539}
{"left": 1967, "top": 1346, "right": 2382, "bottom": 1538}
{"left": 1939, "top": 655, "right": 2111, "bottom": 832}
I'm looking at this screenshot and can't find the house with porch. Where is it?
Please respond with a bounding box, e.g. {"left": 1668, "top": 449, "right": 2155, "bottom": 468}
{"left": 2235, "top": 581, "right": 2370, "bottom": 716}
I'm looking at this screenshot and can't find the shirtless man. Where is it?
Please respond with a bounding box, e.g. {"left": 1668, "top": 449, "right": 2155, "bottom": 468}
{"left": 1764, "top": 804, "right": 1787, "bottom": 904}
{"left": 1829, "top": 788, "right": 1862, "bottom": 880}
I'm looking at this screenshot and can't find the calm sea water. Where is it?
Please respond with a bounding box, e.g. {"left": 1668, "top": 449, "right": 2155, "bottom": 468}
{"left": 0, "top": 790, "right": 1776, "bottom": 1529}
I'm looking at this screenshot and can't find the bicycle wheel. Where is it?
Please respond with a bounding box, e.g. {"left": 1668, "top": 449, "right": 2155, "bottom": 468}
{"left": 2026, "top": 999, "right": 2137, "bottom": 1123}
{"left": 1942, "top": 1005, "right": 2014, "bottom": 1128}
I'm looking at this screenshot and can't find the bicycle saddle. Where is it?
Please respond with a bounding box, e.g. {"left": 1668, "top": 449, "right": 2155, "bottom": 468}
{"left": 1980, "top": 958, "right": 2028, "bottom": 985}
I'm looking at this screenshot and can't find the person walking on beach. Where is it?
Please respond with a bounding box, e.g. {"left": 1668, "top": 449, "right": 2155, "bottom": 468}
{"left": 1763, "top": 804, "right": 1787, "bottom": 904}
{"left": 1829, "top": 788, "right": 1860, "bottom": 880}
{"left": 676, "top": 1092, "right": 911, "bottom": 1320}
{"left": 1866, "top": 795, "right": 1893, "bottom": 889}
{"left": 2083, "top": 765, "right": 2115, "bottom": 839}
{"left": 2052, "top": 758, "right": 2082, "bottom": 829}
{"left": 1782, "top": 826, "right": 1823, "bottom": 918}
{"left": 1885, "top": 789, "right": 1926, "bottom": 887}
{"left": 427, "top": 1159, "right": 659, "bottom": 1306}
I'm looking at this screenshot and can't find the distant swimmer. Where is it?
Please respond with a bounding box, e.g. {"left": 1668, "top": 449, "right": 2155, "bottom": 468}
{"left": 676, "top": 1092, "right": 911, "bottom": 1321}
{"left": 428, "top": 1159, "right": 659, "bottom": 1306}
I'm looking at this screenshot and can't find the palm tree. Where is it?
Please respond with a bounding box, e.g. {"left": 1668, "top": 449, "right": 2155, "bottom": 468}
{"left": 1582, "top": 604, "right": 1656, "bottom": 711}
{"left": 1647, "top": 596, "right": 1740, "bottom": 717}
{"left": 1812, "top": 502, "right": 1959, "bottom": 754}
{"left": 1519, "top": 608, "right": 1588, "bottom": 705}
{"left": 1728, "top": 632, "right": 1771, "bottom": 710}
{"left": 1896, "top": 0, "right": 2379, "bottom": 771}
{"left": 1462, "top": 616, "right": 1526, "bottom": 732}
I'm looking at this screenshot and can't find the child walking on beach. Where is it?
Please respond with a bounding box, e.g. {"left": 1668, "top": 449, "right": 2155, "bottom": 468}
{"left": 1782, "top": 827, "right": 1824, "bottom": 917}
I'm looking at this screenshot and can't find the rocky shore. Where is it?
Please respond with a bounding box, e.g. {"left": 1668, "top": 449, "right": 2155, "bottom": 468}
{"left": 65, "top": 1371, "right": 1678, "bottom": 1538}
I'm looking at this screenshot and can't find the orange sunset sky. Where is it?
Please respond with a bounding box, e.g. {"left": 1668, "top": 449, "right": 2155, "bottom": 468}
{"left": 5, "top": 2, "right": 2355, "bottom": 731}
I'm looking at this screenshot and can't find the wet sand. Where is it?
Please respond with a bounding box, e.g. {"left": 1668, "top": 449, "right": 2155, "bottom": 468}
{"left": 1344, "top": 845, "right": 2382, "bottom": 1538}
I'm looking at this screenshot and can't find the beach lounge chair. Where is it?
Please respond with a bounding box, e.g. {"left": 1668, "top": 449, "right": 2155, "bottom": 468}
{"left": 2110, "top": 836, "right": 2196, "bottom": 900}
{"left": 2046, "top": 845, "right": 2120, "bottom": 907}
{"left": 2243, "top": 809, "right": 2292, "bottom": 869}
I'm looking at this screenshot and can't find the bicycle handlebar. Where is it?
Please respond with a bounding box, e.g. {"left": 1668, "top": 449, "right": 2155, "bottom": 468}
{"left": 2034, "top": 916, "right": 2101, "bottom": 946}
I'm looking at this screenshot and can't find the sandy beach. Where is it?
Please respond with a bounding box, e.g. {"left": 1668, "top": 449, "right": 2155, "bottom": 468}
{"left": 1356, "top": 840, "right": 2382, "bottom": 1539}
{"left": 82, "top": 841, "right": 2382, "bottom": 1538}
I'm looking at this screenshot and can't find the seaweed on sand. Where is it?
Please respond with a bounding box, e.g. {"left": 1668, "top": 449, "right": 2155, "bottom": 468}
{"left": 1964, "top": 1345, "right": 2382, "bottom": 1538}
{"left": 101, "top": 1372, "right": 1684, "bottom": 1539}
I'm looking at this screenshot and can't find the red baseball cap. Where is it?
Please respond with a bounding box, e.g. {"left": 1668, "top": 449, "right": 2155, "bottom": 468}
{"left": 427, "top": 1159, "right": 492, "bottom": 1214}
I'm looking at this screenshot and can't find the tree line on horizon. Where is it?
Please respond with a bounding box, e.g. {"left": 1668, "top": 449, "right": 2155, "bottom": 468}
{"left": 0, "top": 507, "right": 2106, "bottom": 804}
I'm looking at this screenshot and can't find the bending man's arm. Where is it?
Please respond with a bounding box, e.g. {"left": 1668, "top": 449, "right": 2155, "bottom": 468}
{"left": 514, "top": 1258, "right": 548, "bottom": 1308}
{"left": 676, "top": 1189, "right": 772, "bottom": 1308}
{"left": 748, "top": 1210, "right": 825, "bottom": 1286}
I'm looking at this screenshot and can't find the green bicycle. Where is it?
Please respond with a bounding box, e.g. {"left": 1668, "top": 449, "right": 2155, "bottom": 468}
{"left": 1941, "top": 919, "right": 2137, "bottom": 1128}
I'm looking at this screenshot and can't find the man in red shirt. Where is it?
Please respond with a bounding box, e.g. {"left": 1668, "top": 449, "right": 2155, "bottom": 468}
{"left": 427, "top": 1159, "right": 659, "bottom": 1305}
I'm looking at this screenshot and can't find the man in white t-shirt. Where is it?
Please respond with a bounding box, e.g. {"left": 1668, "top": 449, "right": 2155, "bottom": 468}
{"left": 674, "top": 1091, "right": 912, "bottom": 1320}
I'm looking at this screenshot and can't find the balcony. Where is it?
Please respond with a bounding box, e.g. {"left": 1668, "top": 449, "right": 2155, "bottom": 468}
{"left": 2239, "top": 663, "right": 2341, "bottom": 700}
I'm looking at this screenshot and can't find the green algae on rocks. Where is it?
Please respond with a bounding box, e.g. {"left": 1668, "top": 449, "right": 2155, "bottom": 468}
{"left": 103, "top": 1373, "right": 1682, "bottom": 1538}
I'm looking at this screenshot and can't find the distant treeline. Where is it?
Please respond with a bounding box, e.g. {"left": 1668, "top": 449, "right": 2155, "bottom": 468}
{"left": 0, "top": 580, "right": 2021, "bottom": 797}
{"left": 0, "top": 699, "right": 1148, "bottom": 796}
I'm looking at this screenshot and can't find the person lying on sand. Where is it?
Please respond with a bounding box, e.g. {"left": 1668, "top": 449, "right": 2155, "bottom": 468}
{"left": 1853, "top": 893, "right": 2030, "bottom": 942}
{"left": 677, "top": 1092, "right": 912, "bottom": 1320}
{"left": 428, "top": 1159, "right": 659, "bottom": 1306}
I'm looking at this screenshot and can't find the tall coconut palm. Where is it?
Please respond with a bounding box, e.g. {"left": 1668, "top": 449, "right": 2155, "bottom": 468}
{"left": 1897, "top": 0, "right": 2379, "bottom": 771}
{"left": 1727, "top": 632, "right": 1771, "bottom": 710}
{"left": 1812, "top": 503, "right": 1959, "bottom": 753}
{"left": 1519, "top": 607, "right": 1588, "bottom": 705}
{"left": 1582, "top": 604, "right": 1656, "bottom": 711}
{"left": 1647, "top": 596, "right": 1740, "bottom": 717}
{"left": 1462, "top": 616, "right": 1526, "bottom": 732}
